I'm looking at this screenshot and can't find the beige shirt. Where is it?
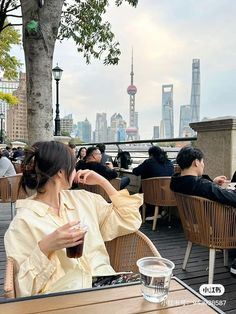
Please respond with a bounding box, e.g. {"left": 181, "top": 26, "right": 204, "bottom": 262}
{"left": 4, "top": 189, "right": 142, "bottom": 297}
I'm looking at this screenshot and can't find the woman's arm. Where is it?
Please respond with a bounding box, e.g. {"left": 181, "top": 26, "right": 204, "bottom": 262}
{"left": 74, "top": 169, "right": 119, "bottom": 198}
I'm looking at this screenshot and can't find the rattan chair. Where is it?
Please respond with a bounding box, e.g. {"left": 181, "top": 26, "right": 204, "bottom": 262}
{"left": 0, "top": 174, "right": 34, "bottom": 219}
{"left": 141, "top": 177, "right": 177, "bottom": 230}
{"left": 4, "top": 230, "right": 160, "bottom": 298}
{"left": 78, "top": 178, "right": 121, "bottom": 202}
{"left": 174, "top": 192, "right": 236, "bottom": 284}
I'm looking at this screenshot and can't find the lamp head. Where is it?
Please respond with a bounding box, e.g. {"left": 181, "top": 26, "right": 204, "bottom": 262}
{"left": 52, "top": 64, "right": 63, "bottom": 81}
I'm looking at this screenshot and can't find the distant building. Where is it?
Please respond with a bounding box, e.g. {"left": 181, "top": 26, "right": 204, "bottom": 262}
{"left": 179, "top": 105, "right": 191, "bottom": 137}
{"left": 190, "top": 59, "right": 200, "bottom": 123}
{"left": 108, "top": 113, "right": 127, "bottom": 142}
{"left": 161, "top": 84, "right": 174, "bottom": 138}
{"left": 126, "top": 50, "right": 139, "bottom": 140}
{"left": 61, "top": 114, "right": 73, "bottom": 135}
{"left": 153, "top": 126, "right": 159, "bottom": 139}
{"left": 77, "top": 118, "right": 91, "bottom": 143}
{"left": 0, "top": 77, "right": 19, "bottom": 139}
{"left": 7, "top": 73, "right": 28, "bottom": 141}
{"left": 95, "top": 113, "right": 107, "bottom": 142}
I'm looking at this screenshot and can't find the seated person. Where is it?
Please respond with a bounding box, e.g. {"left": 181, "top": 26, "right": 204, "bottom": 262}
{"left": 4, "top": 141, "right": 142, "bottom": 297}
{"left": 133, "top": 146, "right": 174, "bottom": 179}
{"left": 231, "top": 171, "right": 236, "bottom": 183}
{"left": 96, "top": 143, "right": 113, "bottom": 166}
{"left": 0, "top": 149, "right": 16, "bottom": 177}
{"left": 76, "top": 146, "right": 87, "bottom": 168}
{"left": 77, "top": 147, "right": 130, "bottom": 189}
{"left": 170, "top": 146, "right": 236, "bottom": 207}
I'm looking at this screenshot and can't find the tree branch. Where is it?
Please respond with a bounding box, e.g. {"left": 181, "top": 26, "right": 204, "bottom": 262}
{"left": 6, "top": 4, "right": 21, "bottom": 13}
{"left": 6, "top": 14, "right": 22, "bottom": 18}
{"left": 2, "top": 22, "right": 22, "bottom": 31}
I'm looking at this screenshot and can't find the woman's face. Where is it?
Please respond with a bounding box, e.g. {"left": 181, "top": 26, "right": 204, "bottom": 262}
{"left": 80, "top": 148, "right": 86, "bottom": 158}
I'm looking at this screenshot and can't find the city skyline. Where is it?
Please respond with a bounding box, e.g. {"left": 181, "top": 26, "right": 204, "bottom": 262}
{"left": 10, "top": 0, "right": 236, "bottom": 139}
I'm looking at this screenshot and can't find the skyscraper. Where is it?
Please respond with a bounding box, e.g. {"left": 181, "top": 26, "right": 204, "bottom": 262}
{"left": 153, "top": 126, "right": 159, "bottom": 139}
{"left": 77, "top": 118, "right": 91, "bottom": 143}
{"left": 179, "top": 105, "right": 191, "bottom": 137}
{"left": 126, "top": 49, "right": 139, "bottom": 140}
{"left": 161, "top": 84, "right": 174, "bottom": 138}
{"left": 108, "top": 113, "right": 127, "bottom": 142}
{"left": 95, "top": 113, "right": 107, "bottom": 142}
{"left": 190, "top": 59, "right": 200, "bottom": 122}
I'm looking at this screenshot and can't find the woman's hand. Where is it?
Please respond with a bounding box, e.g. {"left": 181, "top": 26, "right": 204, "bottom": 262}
{"left": 74, "top": 169, "right": 107, "bottom": 186}
{"left": 74, "top": 169, "right": 118, "bottom": 198}
{"left": 213, "top": 175, "right": 227, "bottom": 186}
{"left": 38, "top": 221, "right": 86, "bottom": 257}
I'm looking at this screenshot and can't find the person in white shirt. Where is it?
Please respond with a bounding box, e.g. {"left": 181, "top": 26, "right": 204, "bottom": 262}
{"left": 0, "top": 150, "right": 16, "bottom": 177}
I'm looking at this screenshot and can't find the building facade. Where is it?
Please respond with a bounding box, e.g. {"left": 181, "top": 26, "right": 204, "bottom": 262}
{"left": 179, "top": 105, "right": 192, "bottom": 137}
{"left": 161, "top": 84, "right": 174, "bottom": 138}
{"left": 77, "top": 118, "right": 91, "bottom": 143}
{"left": 7, "top": 73, "right": 28, "bottom": 142}
{"left": 153, "top": 126, "right": 160, "bottom": 139}
{"left": 94, "top": 113, "right": 107, "bottom": 142}
{"left": 190, "top": 59, "right": 200, "bottom": 123}
{"left": 108, "top": 113, "right": 127, "bottom": 142}
{"left": 61, "top": 114, "right": 73, "bottom": 135}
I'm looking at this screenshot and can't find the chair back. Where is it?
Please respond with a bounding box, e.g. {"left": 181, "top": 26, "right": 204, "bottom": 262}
{"left": 4, "top": 257, "right": 15, "bottom": 298}
{"left": 12, "top": 162, "right": 22, "bottom": 174}
{"left": 106, "top": 230, "right": 160, "bottom": 273}
{"left": 4, "top": 231, "right": 159, "bottom": 298}
{"left": 174, "top": 192, "right": 236, "bottom": 249}
{"left": 141, "top": 177, "right": 176, "bottom": 207}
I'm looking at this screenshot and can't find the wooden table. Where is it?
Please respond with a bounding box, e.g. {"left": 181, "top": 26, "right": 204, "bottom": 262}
{"left": 0, "top": 277, "right": 224, "bottom": 314}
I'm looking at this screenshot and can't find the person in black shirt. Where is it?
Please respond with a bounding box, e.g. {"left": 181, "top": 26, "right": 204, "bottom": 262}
{"left": 133, "top": 146, "right": 174, "bottom": 179}
{"left": 170, "top": 146, "right": 236, "bottom": 207}
{"left": 77, "top": 147, "right": 130, "bottom": 189}
{"left": 96, "top": 143, "right": 113, "bottom": 166}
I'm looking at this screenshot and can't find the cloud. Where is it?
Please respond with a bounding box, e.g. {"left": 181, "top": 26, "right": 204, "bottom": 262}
{"left": 10, "top": 0, "right": 236, "bottom": 139}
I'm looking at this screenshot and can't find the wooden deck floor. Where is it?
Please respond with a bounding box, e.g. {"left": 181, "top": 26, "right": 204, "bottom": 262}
{"left": 0, "top": 204, "right": 236, "bottom": 313}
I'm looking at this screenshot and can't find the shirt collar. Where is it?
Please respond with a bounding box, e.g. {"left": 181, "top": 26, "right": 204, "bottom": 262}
{"left": 16, "top": 190, "right": 75, "bottom": 217}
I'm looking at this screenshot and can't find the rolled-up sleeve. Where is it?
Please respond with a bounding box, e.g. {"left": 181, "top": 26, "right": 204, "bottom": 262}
{"left": 4, "top": 219, "right": 58, "bottom": 297}
{"left": 94, "top": 189, "right": 143, "bottom": 241}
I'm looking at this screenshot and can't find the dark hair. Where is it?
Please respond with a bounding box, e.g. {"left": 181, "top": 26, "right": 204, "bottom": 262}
{"left": 148, "top": 146, "right": 168, "bottom": 164}
{"left": 176, "top": 146, "right": 204, "bottom": 170}
{"left": 77, "top": 146, "right": 87, "bottom": 159}
{"left": 86, "top": 146, "right": 99, "bottom": 159}
{"left": 96, "top": 143, "right": 105, "bottom": 154}
{"left": 69, "top": 143, "right": 76, "bottom": 149}
{"left": 21, "top": 141, "right": 76, "bottom": 193}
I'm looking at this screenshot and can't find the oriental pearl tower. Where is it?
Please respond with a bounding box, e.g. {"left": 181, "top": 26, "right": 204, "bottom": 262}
{"left": 126, "top": 49, "right": 139, "bottom": 140}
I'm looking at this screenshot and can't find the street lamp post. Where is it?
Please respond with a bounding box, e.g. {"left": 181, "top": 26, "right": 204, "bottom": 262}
{"left": 0, "top": 113, "right": 4, "bottom": 144}
{"left": 52, "top": 64, "right": 63, "bottom": 136}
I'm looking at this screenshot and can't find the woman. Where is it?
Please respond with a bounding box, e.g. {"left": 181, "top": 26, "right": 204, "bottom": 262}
{"left": 76, "top": 146, "right": 87, "bottom": 170}
{"left": 132, "top": 146, "right": 174, "bottom": 179}
{"left": 4, "top": 141, "right": 142, "bottom": 297}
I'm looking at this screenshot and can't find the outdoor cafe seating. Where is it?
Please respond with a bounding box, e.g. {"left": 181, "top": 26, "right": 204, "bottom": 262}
{"left": 174, "top": 192, "right": 236, "bottom": 284}
{"left": 141, "top": 176, "right": 177, "bottom": 230}
{"left": 4, "top": 230, "right": 160, "bottom": 298}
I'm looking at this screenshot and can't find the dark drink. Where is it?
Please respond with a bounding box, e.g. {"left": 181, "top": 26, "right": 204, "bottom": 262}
{"left": 66, "top": 240, "right": 84, "bottom": 258}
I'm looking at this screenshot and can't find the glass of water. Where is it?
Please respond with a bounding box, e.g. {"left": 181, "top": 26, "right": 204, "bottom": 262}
{"left": 137, "top": 257, "right": 175, "bottom": 303}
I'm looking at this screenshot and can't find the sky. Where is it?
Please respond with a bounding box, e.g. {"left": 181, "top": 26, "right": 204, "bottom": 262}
{"left": 11, "top": 0, "right": 236, "bottom": 139}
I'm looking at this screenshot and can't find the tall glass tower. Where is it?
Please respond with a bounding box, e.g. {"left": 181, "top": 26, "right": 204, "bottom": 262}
{"left": 190, "top": 59, "right": 200, "bottom": 122}
{"left": 162, "top": 84, "right": 174, "bottom": 138}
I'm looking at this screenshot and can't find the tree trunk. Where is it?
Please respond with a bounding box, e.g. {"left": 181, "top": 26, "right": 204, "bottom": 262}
{"left": 20, "top": 0, "right": 64, "bottom": 145}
